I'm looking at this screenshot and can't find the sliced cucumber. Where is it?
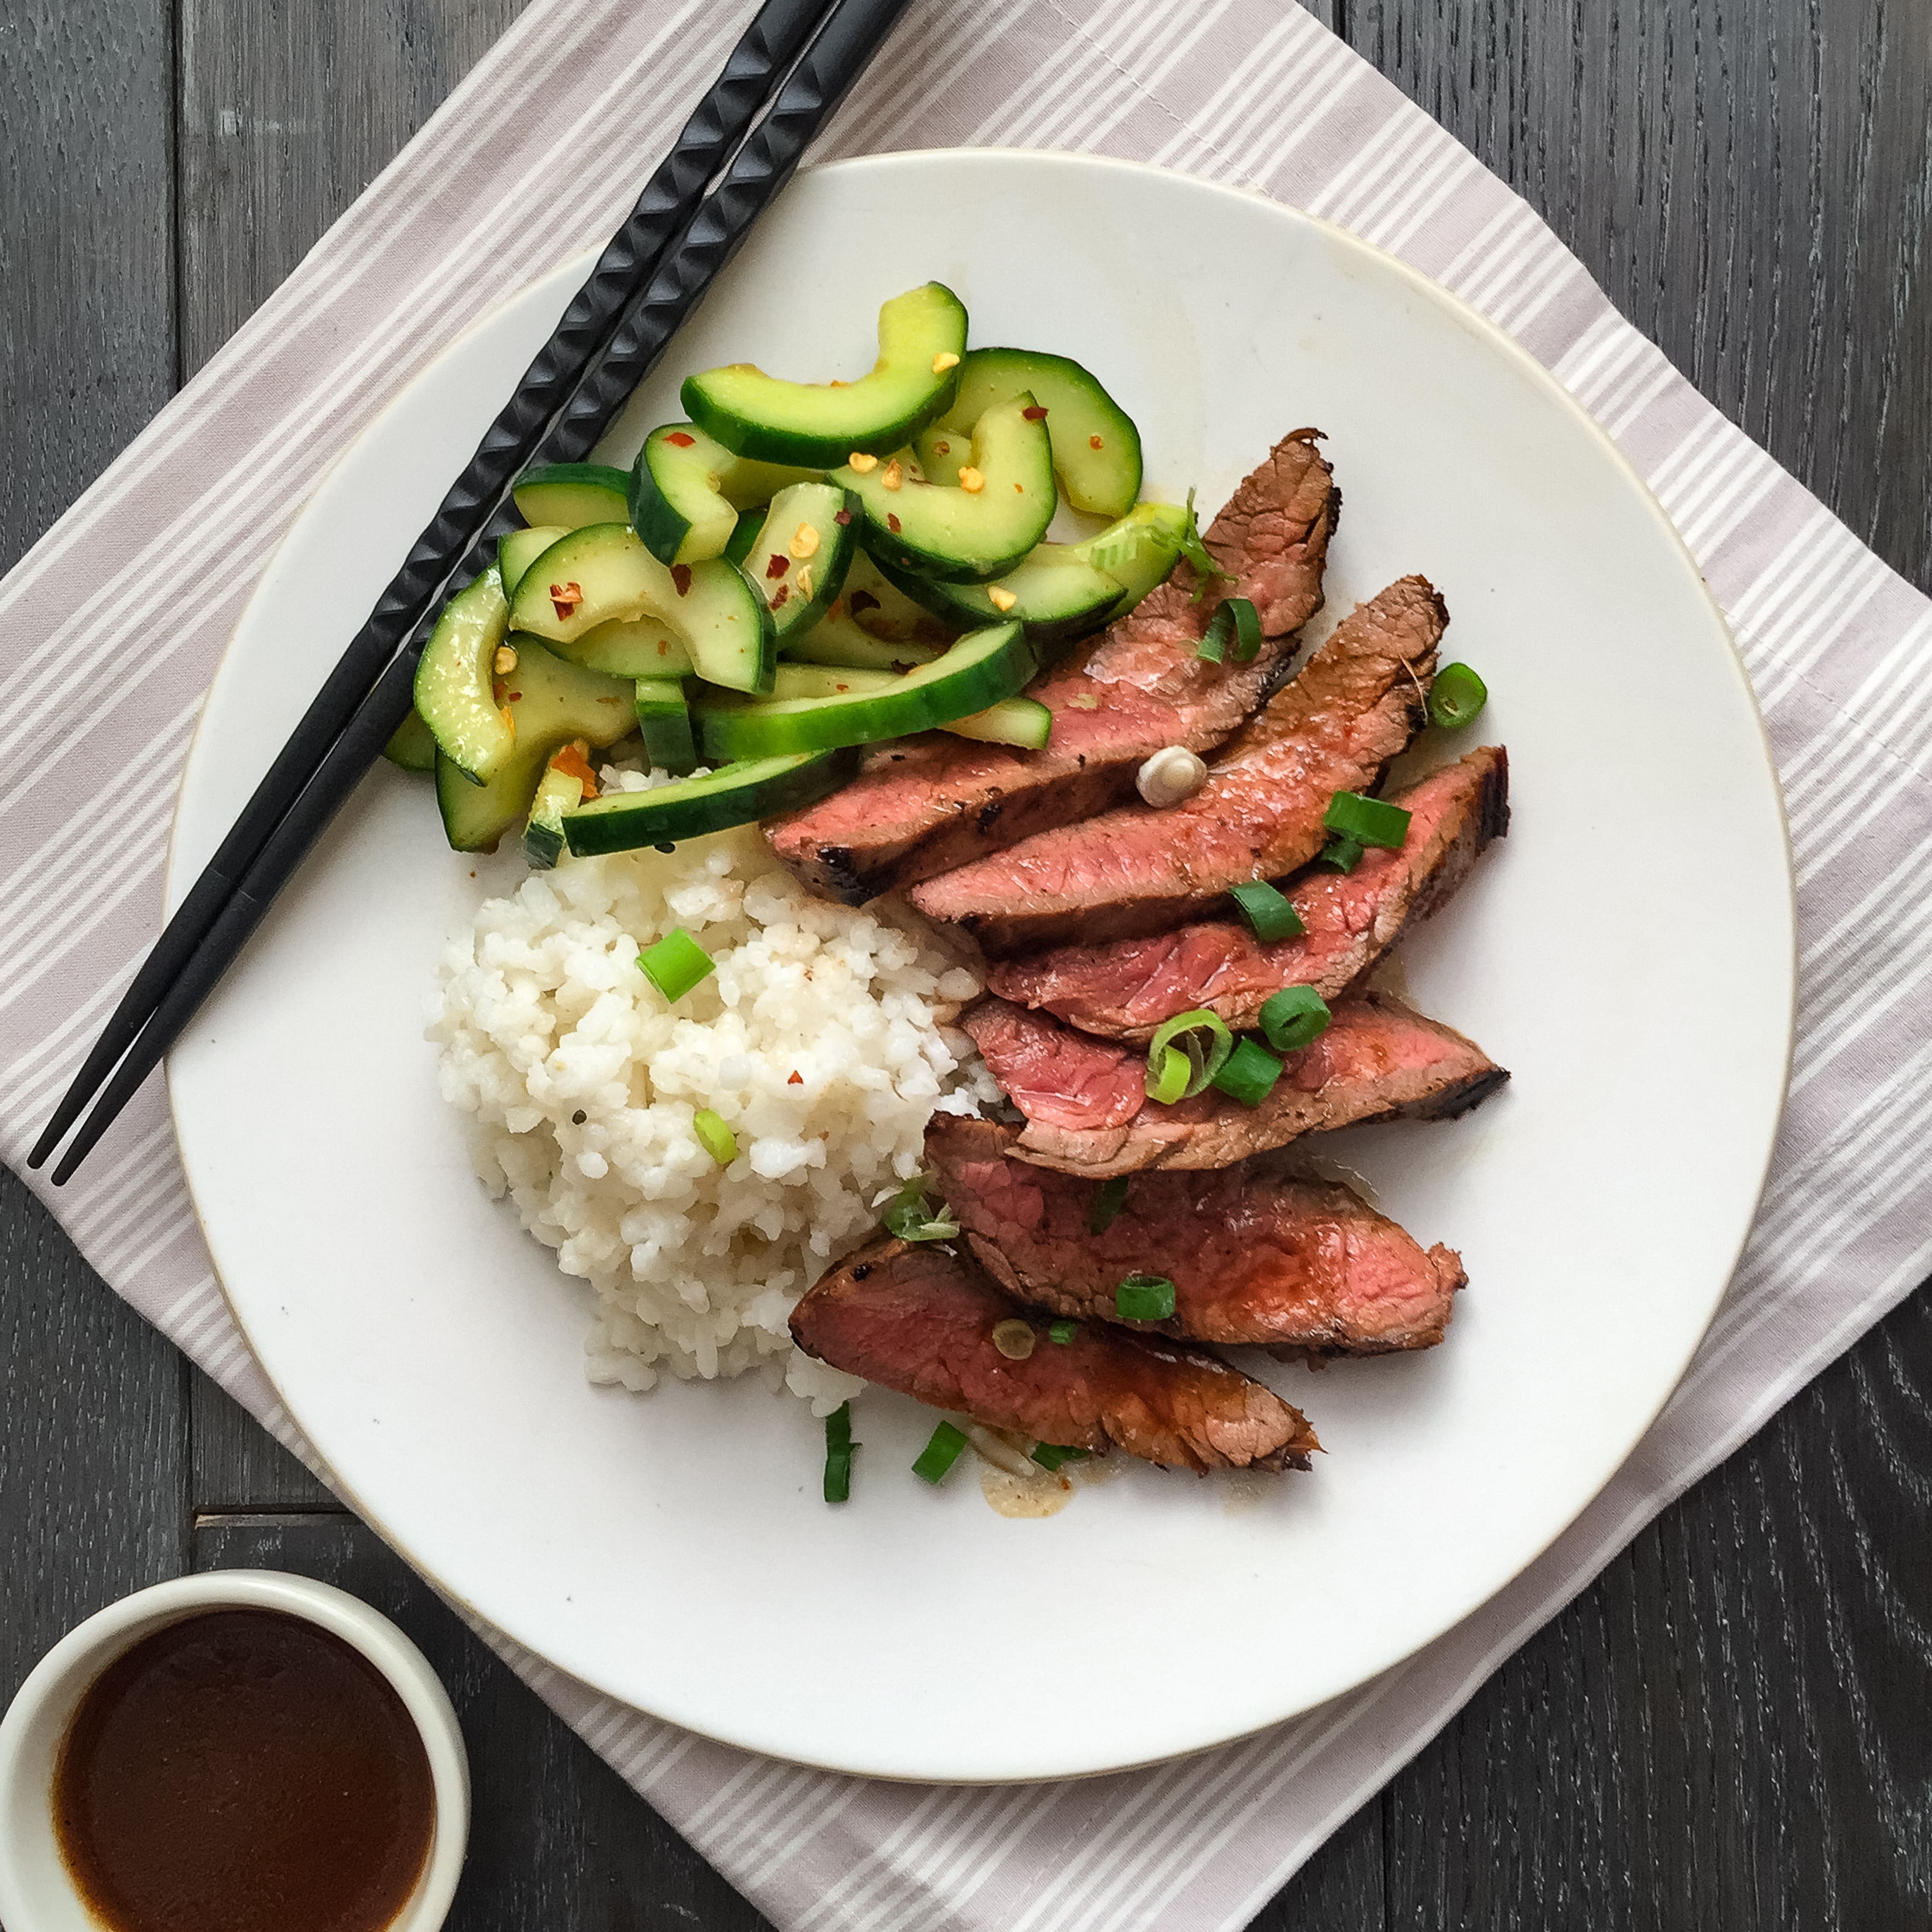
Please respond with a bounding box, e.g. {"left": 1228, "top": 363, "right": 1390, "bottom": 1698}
{"left": 507, "top": 523, "right": 776, "bottom": 694}
{"left": 553, "top": 616, "right": 695, "bottom": 679}
{"left": 722, "top": 506, "right": 763, "bottom": 567}
{"left": 435, "top": 640, "right": 635, "bottom": 852}
{"left": 1085, "top": 501, "right": 1193, "bottom": 607}
{"left": 383, "top": 708, "right": 439, "bottom": 773}
{"left": 834, "top": 394, "right": 1056, "bottom": 584}
{"left": 838, "top": 550, "right": 953, "bottom": 643}
{"left": 694, "top": 622, "right": 1034, "bottom": 761}
{"left": 414, "top": 566, "right": 513, "bottom": 785}
{"left": 628, "top": 422, "right": 820, "bottom": 566}
{"left": 742, "top": 482, "right": 859, "bottom": 640}
{"left": 681, "top": 283, "right": 968, "bottom": 466}
{"left": 782, "top": 608, "right": 944, "bottom": 672}
{"left": 499, "top": 525, "right": 568, "bottom": 601}
{"left": 523, "top": 765, "right": 585, "bottom": 870}
{"left": 941, "top": 694, "right": 1054, "bottom": 749}
{"left": 562, "top": 751, "right": 859, "bottom": 856}
{"left": 635, "top": 676, "right": 698, "bottom": 775}
{"left": 919, "top": 348, "right": 1142, "bottom": 518}
{"left": 873, "top": 546, "right": 1123, "bottom": 650}
{"left": 769, "top": 663, "right": 899, "bottom": 700}
{"left": 512, "top": 463, "right": 629, "bottom": 530}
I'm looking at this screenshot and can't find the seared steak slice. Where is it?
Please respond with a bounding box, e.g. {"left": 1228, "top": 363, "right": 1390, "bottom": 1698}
{"left": 986, "top": 746, "right": 1509, "bottom": 1040}
{"left": 926, "top": 1116, "right": 1465, "bottom": 1354}
{"left": 767, "top": 429, "right": 1338, "bottom": 903}
{"left": 912, "top": 576, "right": 1447, "bottom": 954}
{"left": 790, "top": 1232, "right": 1318, "bottom": 1472}
{"left": 959, "top": 992, "right": 1507, "bottom": 1177}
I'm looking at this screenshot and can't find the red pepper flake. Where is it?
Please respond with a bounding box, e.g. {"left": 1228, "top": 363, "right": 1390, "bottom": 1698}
{"left": 1022, "top": 405, "right": 1049, "bottom": 420}
{"left": 772, "top": 583, "right": 790, "bottom": 608}
{"left": 549, "top": 580, "right": 584, "bottom": 621}
{"left": 666, "top": 430, "right": 696, "bottom": 447}
{"left": 670, "top": 564, "right": 692, "bottom": 597}
{"left": 849, "top": 591, "right": 879, "bottom": 614}
{"left": 887, "top": 513, "right": 902, "bottom": 533}
{"left": 765, "top": 553, "right": 790, "bottom": 580}
{"left": 550, "top": 741, "right": 601, "bottom": 798}
{"left": 833, "top": 509, "right": 852, "bottom": 526}
{"left": 506, "top": 690, "right": 523, "bottom": 701}
{"left": 787, "top": 1070, "right": 803, "bottom": 1085}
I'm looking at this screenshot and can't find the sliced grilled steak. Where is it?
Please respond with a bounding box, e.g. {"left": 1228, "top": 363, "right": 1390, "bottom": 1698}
{"left": 912, "top": 576, "right": 1447, "bottom": 954}
{"left": 926, "top": 1116, "right": 1464, "bottom": 1354}
{"left": 986, "top": 746, "right": 1509, "bottom": 1040}
{"left": 790, "top": 1232, "right": 1318, "bottom": 1472}
{"left": 959, "top": 992, "right": 1507, "bottom": 1177}
{"left": 766, "top": 429, "right": 1338, "bottom": 903}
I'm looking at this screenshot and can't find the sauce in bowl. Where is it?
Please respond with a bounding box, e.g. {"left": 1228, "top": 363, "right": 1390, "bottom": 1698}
{"left": 52, "top": 1607, "right": 436, "bottom": 1932}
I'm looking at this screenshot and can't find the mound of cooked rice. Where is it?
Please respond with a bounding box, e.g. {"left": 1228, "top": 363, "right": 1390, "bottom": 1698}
{"left": 430, "top": 780, "right": 999, "bottom": 1413}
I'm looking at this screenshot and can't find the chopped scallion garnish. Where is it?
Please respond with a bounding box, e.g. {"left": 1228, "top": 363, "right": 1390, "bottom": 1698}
{"left": 1088, "top": 1175, "right": 1131, "bottom": 1235}
{"left": 1319, "top": 836, "right": 1365, "bottom": 872}
{"left": 1031, "top": 1443, "right": 1090, "bottom": 1471}
{"left": 1177, "top": 488, "right": 1236, "bottom": 603}
{"left": 692, "top": 1108, "right": 737, "bottom": 1165}
{"left": 1429, "top": 662, "right": 1489, "bottom": 729}
{"left": 1228, "top": 879, "right": 1306, "bottom": 943}
{"left": 1195, "top": 595, "right": 1261, "bottom": 664}
{"left": 912, "top": 1419, "right": 970, "bottom": 1485}
{"left": 1115, "top": 1275, "right": 1177, "bottom": 1322}
{"left": 1321, "top": 790, "right": 1412, "bottom": 850}
{"left": 638, "top": 927, "right": 715, "bottom": 1003}
{"left": 1210, "top": 1037, "right": 1284, "bottom": 1108}
{"left": 1145, "top": 1008, "right": 1234, "bottom": 1103}
{"left": 1049, "top": 1319, "right": 1080, "bottom": 1344}
{"left": 882, "top": 1176, "right": 960, "bottom": 1242}
{"left": 1259, "top": 985, "right": 1332, "bottom": 1053}
{"left": 823, "top": 1402, "right": 855, "bottom": 1503}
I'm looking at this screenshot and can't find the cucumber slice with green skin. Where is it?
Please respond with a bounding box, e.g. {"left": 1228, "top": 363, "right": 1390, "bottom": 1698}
{"left": 512, "top": 463, "right": 629, "bottom": 530}
{"left": 781, "top": 608, "right": 944, "bottom": 671}
{"left": 435, "top": 640, "right": 635, "bottom": 852}
{"left": 545, "top": 616, "right": 695, "bottom": 679}
{"left": 693, "top": 622, "right": 1034, "bottom": 762}
{"left": 722, "top": 506, "right": 763, "bottom": 567}
{"left": 769, "top": 663, "right": 900, "bottom": 700}
{"left": 744, "top": 482, "right": 860, "bottom": 640}
{"left": 523, "top": 765, "right": 585, "bottom": 870}
{"left": 681, "top": 282, "right": 968, "bottom": 467}
{"left": 635, "top": 676, "right": 698, "bottom": 775}
{"left": 508, "top": 523, "right": 776, "bottom": 694}
{"left": 919, "top": 347, "right": 1142, "bottom": 518}
{"left": 629, "top": 422, "right": 820, "bottom": 566}
{"left": 940, "top": 694, "right": 1054, "bottom": 749}
{"left": 499, "top": 525, "right": 568, "bottom": 601}
{"left": 873, "top": 545, "right": 1123, "bottom": 650}
{"left": 834, "top": 394, "right": 1056, "bottom": 584}
{"left": 838, "top": 550, "right": 953, "bottom": 644}
{"left": 414, "top": 566, "right": 513, "bottom": 785}
{"left": 562, "top": 751, "right": 860, "bottom": 856}
{"left": 383, "top": 708, "right": 439, "bottom": 772}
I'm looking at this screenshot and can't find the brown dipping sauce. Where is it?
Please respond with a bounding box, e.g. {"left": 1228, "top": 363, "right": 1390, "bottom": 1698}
{"left": 52, "top": 1608, "right": 436, "bottom": 1932}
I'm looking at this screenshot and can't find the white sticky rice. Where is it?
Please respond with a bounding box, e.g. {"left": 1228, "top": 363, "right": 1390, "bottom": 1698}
{"left": 430, "top": 769, "right": 1000, "bottom": 1413}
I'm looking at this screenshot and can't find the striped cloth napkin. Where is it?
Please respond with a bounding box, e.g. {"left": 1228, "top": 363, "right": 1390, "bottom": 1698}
{"left": 5, "top": 2, "right": 1930, "bottom": 1924}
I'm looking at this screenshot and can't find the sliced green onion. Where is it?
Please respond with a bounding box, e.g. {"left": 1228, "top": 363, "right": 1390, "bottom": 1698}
{"left": 1145, "top": 1008, "right": 1234, "bottom": 1103}
{"left": 1320, "top": 836, "right": 1365, "bottom": 872}
{"left": 1115, "top": 1275, "right": 1177, "bottom": 1322}
{"left": 1031, "top": 1443, "right": 1090, "bottom": 1471}
{"left": 882, "top": 1176, "right": 960, "bottom": 1242}
{"left": 1210, "top": 1037, "right": 1284, "bottom": 1108}
{"left": 1196, "top": 595, "right": 1261, "bottom": 664}
{"left": 1429, "top": 661, "right": 1489, "bottom": 729}
{"left": 692, "top": 1108, "right": 737, "bottom": 1165}
{"left": 1146, "top": 1043, "right": 1190, "bottom": 1105}
{"left": 1259, "top": 985, "right": 1332, "bottom": 1053}
{"left": 1177, "top": 488, "right": 1236, "bottom": 602}
{"left": 823, "top": 1402, "right": 855, "bottom": 1503}
{"left": 638, "top": 927, "right": 715, "bottom": 1003}
{"left": 1322, "top": 790, "right": 1412, "bottom": 850}
{"left": 1049, "top": 1318, "right": 1080, "bottom": 1344}
{"left": 1088, "top": 1175, "right": 1131, "bottom": 1235}
{"left": 1228, "top": 879, "right": 1306, "bottom": 943}
{"left": 913, "top": 1420, "right": 970, "bottom": 1485}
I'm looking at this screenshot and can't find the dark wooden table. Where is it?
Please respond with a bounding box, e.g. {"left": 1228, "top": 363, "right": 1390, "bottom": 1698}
{"left": 5, "top": 4, "right": 1930, "bottom": 1926}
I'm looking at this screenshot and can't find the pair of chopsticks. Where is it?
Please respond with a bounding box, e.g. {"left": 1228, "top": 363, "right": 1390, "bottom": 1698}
{"left": 32, "top": 0, "right": 913, "bottom": 1187}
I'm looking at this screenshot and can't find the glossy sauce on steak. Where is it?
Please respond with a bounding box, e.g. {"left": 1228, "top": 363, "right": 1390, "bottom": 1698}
{"left": 766, "top": 430, "right": 1338, "bottom": 903}
{"left": 926, "top": 1116, "right": 1465, "bottom": 1354}
{"left": 790, "top": 1233, "right": 1318, "bottom": 1472}
{"left": 986, "top": 746, "right": 1509, "bottom": 1039}
{"left": 910, "top": 576, "right": 1448, "bottom": 954}
{"left": 960, "top": 992, "right": 1508, "bottom": 1177}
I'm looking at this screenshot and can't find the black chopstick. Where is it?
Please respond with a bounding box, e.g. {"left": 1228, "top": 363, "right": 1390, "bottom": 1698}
{"left": 40, "top": 0, "right": 914, "bottom": 1187}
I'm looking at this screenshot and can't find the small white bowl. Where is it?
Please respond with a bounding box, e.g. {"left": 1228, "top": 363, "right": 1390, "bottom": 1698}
{"left": 0, "top": 1570, "right": 470, "bottom": 1931}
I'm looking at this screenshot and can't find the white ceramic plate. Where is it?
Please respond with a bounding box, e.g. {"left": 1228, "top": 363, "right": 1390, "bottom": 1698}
{"left": 168, "top": 152, "right": 1793, "bottom": 1783}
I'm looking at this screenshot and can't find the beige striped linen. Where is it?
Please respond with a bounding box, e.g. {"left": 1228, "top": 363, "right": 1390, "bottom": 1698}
{"left": 5, "top": 2, "right": 1930, "bottom": 1924}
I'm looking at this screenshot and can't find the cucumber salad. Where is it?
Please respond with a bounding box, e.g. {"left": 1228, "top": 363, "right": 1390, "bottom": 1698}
{"left": 391, "top": 282, "right": 1207, "bottom": 868}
